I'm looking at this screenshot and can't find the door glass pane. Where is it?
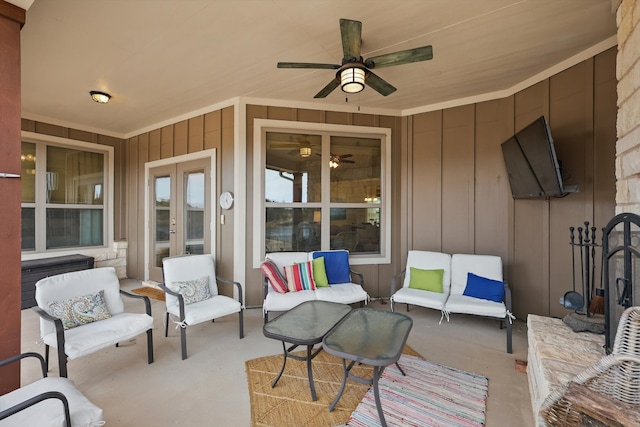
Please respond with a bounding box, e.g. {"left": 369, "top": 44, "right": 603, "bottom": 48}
{"left": 330, "top": 136, "right": 380, "bottom": 203}
{"left": 265, "top": 207, "right": 321, "bottom": 252}
{"left": 154, "top": 176, "right": 171, "bottom": 267}
{"left": 46, "top": 208, "right": 103, "bottom": 248}
{"left": 46, "top": 146, "right": 104, "bottom": 205}
{"left": 22, "top": 208, "right": 35, "bottom": 251}
{"left": 330, "top": 208, "right": 380, "bottom": 254}
{"left": 21, "top": 142, "right": 36, "bottom": 203}
{"left": 184, "top": 169, "right": 205, "bottom": 255}
{"left": 266, "top": 132, "right": 321, "bottom": 203}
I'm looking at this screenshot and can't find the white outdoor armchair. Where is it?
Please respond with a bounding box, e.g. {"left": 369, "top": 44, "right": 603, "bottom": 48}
{"left": 0, "top": 352, "right": 104, "bottom": 426}
{"left": 33, "top": 267, "right": 154, "bottom": 378}
{"left": 160, "top": 254, "right": 244, "bottom": 360}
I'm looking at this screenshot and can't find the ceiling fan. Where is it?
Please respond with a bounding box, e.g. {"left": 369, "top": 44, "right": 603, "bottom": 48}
{"left": 277, "top": 18, "right": 433, "bottom": 98}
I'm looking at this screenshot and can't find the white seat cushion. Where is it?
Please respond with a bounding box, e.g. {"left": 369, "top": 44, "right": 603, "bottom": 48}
{"left": 391, "top": 287, "right": 449, "bottom": 310}
{"left": 0, "top": 377, "right": 103, "bottom": 427}
{"left": 315, "top": 282, "right": 368, "bottom": 305}
{"left": 167, "top": 295, "right": 241, "bottom": 325}
{"left": 263, "top": 290, "right": 316, "bottom": 313}
{"left": 402, "top": 251, "right": 452, "bottom": 294}
{"left": 444, "top": 294, "right": 507, "bottom": 318}
{"left": 450, "top": 253, "right": 503, "bottom": 296}
{"left": 41, "top": 312, "right": 153, "bottom": 359}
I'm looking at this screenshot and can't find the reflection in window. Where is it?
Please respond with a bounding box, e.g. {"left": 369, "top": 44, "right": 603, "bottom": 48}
{"left": 21, "top": 140, "right": 107, "bottom": 253}
{"left": 264, "top": 131, "right": 382, "bottom": 256}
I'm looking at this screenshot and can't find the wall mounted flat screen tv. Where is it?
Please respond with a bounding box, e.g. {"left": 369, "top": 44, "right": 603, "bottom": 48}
{"left": 501, "top": 116, "right": 574, "bottom": 199}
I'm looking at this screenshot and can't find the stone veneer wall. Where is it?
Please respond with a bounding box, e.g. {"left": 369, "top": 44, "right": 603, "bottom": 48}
{"left": 616, "top": 0, "right": 640, "bottom": 214}
{"left": 80, "top": 241, "right": 128, "bottom": 279}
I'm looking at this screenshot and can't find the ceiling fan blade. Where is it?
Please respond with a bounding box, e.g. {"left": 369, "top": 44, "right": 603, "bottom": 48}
{"left": 340, "top": 153, "right": 353, "bottom": 158}
{"left": 277, "top": 62, "right": 340, "bottom": 69}
{"left": 314, "top": 78, "right": 340, "bottom": 98}
{"left": 365, "top": 71, "right": 397, "bottom": 96}
{"left": 340, "top": 18, "right": 362, "bottom": 61}
{"left": 364, "top": 45, "right": 433, "bottom": 69}
{"left": 341, "top": 159, "right": 356, "bottom": 164}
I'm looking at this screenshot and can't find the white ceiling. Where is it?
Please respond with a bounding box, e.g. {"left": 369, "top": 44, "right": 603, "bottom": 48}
{"left": 19, "top": 0, "right": 617, "bottom": 138}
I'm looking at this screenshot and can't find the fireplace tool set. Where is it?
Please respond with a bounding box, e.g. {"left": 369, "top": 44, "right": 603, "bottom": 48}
{"left": 560, "top": 222, "right": 605, "bottom": 316}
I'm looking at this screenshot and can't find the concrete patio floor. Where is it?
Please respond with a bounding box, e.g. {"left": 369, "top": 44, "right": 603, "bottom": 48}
{"left": 18, "top": 280, "right": 533, "bottom": 426}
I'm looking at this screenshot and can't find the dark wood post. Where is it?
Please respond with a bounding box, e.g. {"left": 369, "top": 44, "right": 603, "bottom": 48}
{"left": 0, "top": 0, "right": 25, "bottom": 394}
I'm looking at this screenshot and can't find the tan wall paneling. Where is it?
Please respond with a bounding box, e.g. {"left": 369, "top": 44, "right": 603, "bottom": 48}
{"left": 441, "top": 105, "right": 476, "bottom": 255}
{"left": 353, "top": 113, "right": 377, "bottom": 127}
{"left": 188, "top": 115, "right": 204, "bottom": 153}
{"left": 593, "top": 48, "right": 617, "bottom": 232}
{"left": 126, "top": 136, "right": 139, "bottom": 279}
{"left": 127, "top": 131, "right": 149, "bottom": 279}
{"left": 474, "top": 98, "right": 513, "bottom": 261}
{"left": 267, "top": 106, "right": 296, "bottom": 121}
{"left": 173, "top": 120, "right": 188, "bottom": 157}
{"left": 160, "top": 125, "right": 174, "bottom": 159}
{"left": 512, "top": 82, "right": 549, "bottom": 318}
{"left": 244, "top": 104, "right": 268, "bottom": 306}
{"left": 410, "top": 111, "right": 443, "bottom": 251}
{"left": 34, "top": 121, "right": 67, "bottom": 138}
{"left": 548, "top": 60, "right": 594, "bottom": 319}
{"left": 218, "top": 106, "right": 235, "bottom": 280}
{"left": 297, "top": 109, "right": 325, "bottom": 123}
{"left": 149, "top": 129, "right": 161, "bottom": 161}
{"left": 325, "top": 110, "right": 350, "bottom": 125}
{"left": 204, "top": 110, "right": 221, "bottom": 150}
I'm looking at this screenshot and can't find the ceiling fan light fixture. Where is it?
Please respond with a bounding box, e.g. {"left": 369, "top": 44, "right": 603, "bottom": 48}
{"left": 90, "top": 90, "right": 111, "bottom": 104}
{"left": 340, "top": 67, "right": 365, "bottom": 94}
{"left": 299, "top": 146, "right": 312, "bottom": 158}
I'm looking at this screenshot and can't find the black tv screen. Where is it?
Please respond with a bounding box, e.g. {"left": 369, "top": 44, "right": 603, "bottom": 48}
{"left": 501, "top": 116, "right": 565, "bottom": 199}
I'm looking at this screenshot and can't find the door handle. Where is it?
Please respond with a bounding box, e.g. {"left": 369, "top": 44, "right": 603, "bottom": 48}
{"left": 169, "top": 230, "right": 176, "bottom": 234}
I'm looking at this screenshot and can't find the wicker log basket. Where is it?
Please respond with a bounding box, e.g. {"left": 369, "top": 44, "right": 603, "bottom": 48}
{"left": 539, "top": 306, "right": 640, "bottom": 426}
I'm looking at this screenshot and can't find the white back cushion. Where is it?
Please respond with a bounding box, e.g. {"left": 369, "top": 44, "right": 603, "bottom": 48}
{"left": 162, "top": 254, "right": 218, "bottom": 308}
{"left": 450, "top": 254, "right": 503, "bottom": 295}
{"left": 402, "top": 250, "right": 452, "bottom": 293}
{"left": 35, "top": 267, "right": 122, "bottom": 337}
{"left": 265, "top": 252, "right": 308, "bottom": 275}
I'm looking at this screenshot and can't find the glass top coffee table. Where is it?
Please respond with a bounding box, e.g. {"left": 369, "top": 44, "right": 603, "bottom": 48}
{"left": 262, "top": 300, "right": 352, "bottom": 401}
{"left": 322, "top": 308, "right": 413, "bottom": 427}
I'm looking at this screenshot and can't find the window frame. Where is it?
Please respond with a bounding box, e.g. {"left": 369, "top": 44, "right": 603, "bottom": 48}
{"left": 252, "top": 119, "right": 391, "bottom": 268}
{"left": 21, "top": 131, "right": 114, "bottom": 260}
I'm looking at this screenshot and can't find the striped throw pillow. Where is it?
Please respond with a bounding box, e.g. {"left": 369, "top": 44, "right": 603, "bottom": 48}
{"left": 284, "top": 261, "right": 317, "bottom": 292}
{"left": 260, "top": 260, "right": 288, "bottom": 293}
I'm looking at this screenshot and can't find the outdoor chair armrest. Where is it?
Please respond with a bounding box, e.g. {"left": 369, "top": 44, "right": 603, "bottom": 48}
{"left": 216, "top": 276, "right": 244, "bottom": 306}
{"left": 504, "top": 282, "right": 513, "bottom": 312}
{"left": 350, "top": 269, "right": 364, "bottom": 287}
{"left": 159, "top": 283, "right": 187, "bottom": 322}
{"left": 120, "top": 290, "right": 152, "bottom": 316}
{"left": 390, "top": 268, "right": 407, "bottom": 295}
{"left": 0, "top": 352, "right": 47, "bottom": 377}
{"left": 0, "top": 390, "right": 71, "bottom": 424}
{"left": 32, "top": 306, "right": 65, "bottom": 343}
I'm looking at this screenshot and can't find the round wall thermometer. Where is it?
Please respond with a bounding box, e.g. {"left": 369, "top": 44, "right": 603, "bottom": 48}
{"left": 219, "top": 191, "right": 234, "bottom": 209}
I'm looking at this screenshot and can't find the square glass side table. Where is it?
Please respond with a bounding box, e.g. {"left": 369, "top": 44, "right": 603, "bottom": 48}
{"left": 263, "top": 300, "right": 352, "bottom": 401}
{"left": 322, "top": 308, "right": 413, "bottom": 427}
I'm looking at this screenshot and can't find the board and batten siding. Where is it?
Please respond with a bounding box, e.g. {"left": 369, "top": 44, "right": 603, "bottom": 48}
{"left": 124, "top": 106, "right": 235, "bottom": 282}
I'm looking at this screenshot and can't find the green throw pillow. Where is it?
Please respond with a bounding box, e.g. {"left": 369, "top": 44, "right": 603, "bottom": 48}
{"left": 408, "top": 267, "right": 444, "bottom": 293}
{"left": 312, "top": 257, "right": 330, "bottom": 287}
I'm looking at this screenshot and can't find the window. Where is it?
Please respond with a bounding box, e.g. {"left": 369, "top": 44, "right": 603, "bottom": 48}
{"left": 21, "top": 132, "right": 113, "bottom": 254}
{"left": 253, "top": 120, "right": 391, "bottom": 266}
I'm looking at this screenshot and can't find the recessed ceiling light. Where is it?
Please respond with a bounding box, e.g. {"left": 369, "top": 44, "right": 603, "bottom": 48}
{"left": 90, "top": 90, "right": 111, "bottom": 104}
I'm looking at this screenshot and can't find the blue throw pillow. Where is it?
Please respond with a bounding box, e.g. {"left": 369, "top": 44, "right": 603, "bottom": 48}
{"left": 312, "top": 251, "right": 351, "bottom": 284}
{"left": 462, "top": 273, "right": 505, "bottom": 303}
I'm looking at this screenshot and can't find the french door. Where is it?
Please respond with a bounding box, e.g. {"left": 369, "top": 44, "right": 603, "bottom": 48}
{"left": 148, "top": 158, "right": 212, "bottom": 282}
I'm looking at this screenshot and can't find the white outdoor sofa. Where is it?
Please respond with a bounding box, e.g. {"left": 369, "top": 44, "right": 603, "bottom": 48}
{"left": 261, "top": 250, "right": 369, "bottom": 322}
{"left": 390, "top": 250, "right": 514, "bottom": 353}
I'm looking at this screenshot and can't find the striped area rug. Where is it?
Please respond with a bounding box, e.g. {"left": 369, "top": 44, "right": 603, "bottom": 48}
{"left": 348, "top": 354, "right": 488, "bottom": 427}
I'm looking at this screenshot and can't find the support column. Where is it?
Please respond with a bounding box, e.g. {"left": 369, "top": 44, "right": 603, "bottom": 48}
{"left": 0, "top": 0, "right": 25, "bottom": 394}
